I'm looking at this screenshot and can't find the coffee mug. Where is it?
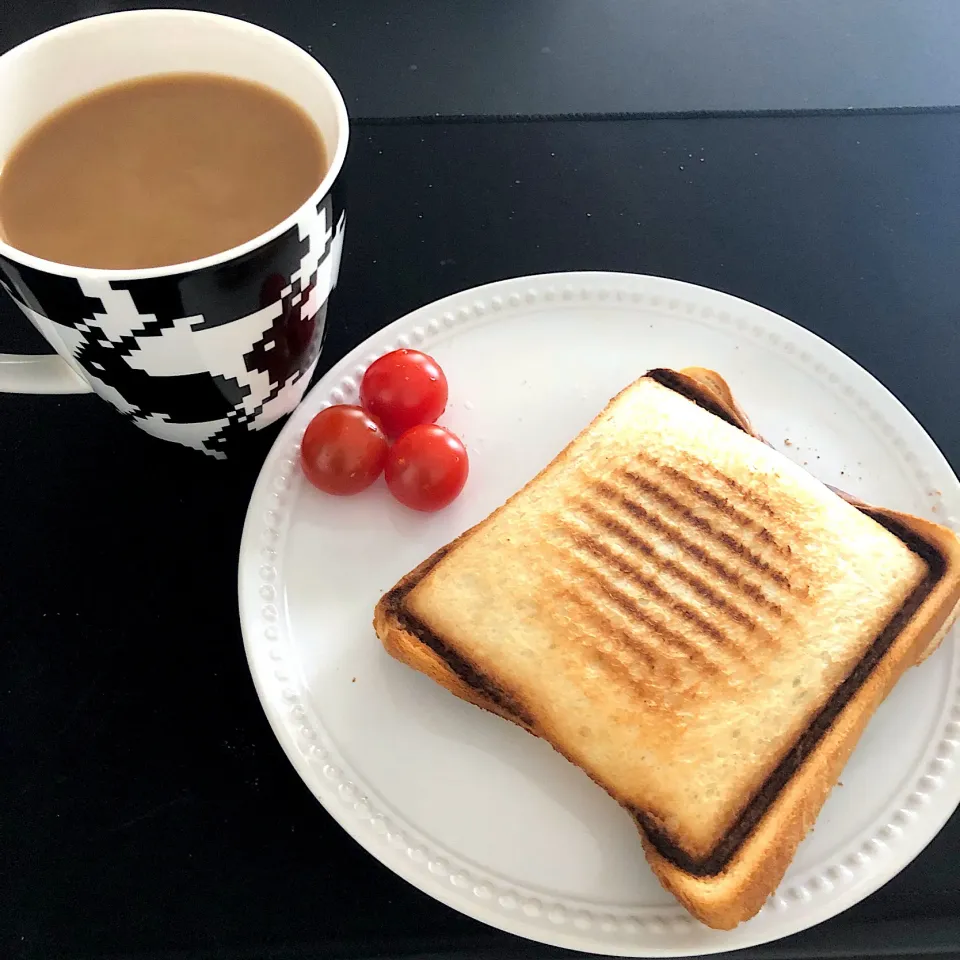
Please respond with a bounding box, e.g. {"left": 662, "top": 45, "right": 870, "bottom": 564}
{"left": 0, "top": 10, "right": 347, "bottom": 458}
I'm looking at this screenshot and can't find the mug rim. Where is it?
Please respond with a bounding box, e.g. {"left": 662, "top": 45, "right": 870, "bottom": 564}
{"left": 0, "top": 9, "right": 349, "bottom": 281}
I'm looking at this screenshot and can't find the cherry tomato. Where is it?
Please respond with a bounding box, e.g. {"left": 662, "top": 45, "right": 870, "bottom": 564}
{"left": 385, "top": 424, "right": 469, "bottom": 512}
{"left": 300, "top": 405, "right": 388, "bottom": 496}
{"left": 360, "top": 349, "right": 448, "bottom": 438}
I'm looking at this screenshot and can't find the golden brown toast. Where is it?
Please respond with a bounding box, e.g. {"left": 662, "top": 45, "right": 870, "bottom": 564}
{"left": 374, "top": 368, "right": 960, "bottom": 929}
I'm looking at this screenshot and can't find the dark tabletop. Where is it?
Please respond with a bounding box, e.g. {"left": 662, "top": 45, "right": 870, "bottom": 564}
{"left": 5, "top": 0, "right": 960, "bottom": 116}
{"left": 4, "top": 4, "right": 960, "bottom": 960}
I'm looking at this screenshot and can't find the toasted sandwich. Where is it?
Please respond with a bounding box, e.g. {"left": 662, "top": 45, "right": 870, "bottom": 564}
{"left": 373, "top": 367, "right": 960, "bottom": 929}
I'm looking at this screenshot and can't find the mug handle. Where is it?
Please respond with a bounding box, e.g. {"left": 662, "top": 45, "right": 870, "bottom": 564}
{"left": 0, "top": 353, "right": 93, "bottom": 394}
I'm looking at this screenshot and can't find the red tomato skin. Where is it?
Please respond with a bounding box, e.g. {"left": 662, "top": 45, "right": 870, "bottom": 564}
{"left": 300, "top": 405, "right": 388, "bottom": 496}
{"left": 385, "top": 424, "right": 469, "bottom": 512}
{"left": 360, "top": 349, "right": 448, "bottom": 438}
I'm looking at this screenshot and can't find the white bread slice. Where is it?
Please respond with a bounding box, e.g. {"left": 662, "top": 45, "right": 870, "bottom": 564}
{"left": 374, "top": 368, "right": 960, "bottom": 929}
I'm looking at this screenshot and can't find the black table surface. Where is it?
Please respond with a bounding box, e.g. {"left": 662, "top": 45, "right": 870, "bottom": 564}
{"left": 5, "top": 111, "right": 960, "bottom": 960}
{"left": 6, "top": 0, "right": 960, "bottom": 116}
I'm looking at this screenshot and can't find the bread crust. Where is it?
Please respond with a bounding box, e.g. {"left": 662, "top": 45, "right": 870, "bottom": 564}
{"left": 372, "top": 368, "right": 960, "bottom": 929}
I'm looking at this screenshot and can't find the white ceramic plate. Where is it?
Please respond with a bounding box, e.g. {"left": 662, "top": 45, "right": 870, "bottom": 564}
{"left": 239, "top": 273, "right": 960, "bottom": 956}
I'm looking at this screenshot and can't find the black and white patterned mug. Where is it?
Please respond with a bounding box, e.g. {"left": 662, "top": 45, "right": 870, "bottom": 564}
{"left": 0, "top": 11, "right": 347, "bottom": 458}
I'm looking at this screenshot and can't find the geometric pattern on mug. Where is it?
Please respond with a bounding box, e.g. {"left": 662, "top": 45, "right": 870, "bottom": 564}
{"left": 0, "top": 194, "right": 345, "bottom": 458}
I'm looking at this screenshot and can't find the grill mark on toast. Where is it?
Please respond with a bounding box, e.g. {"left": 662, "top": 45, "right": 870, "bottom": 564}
{"left": 633, "top": 449, "right": 791, "bottom": 557}
{"left": 563, "top": 551, "right": 724, "bottom": 677}
{"left": 594, "top": 479, "right": 783, "bottom": 615}
{"left": 621, "top": 470, "right": 795, "bottom": 591}
{"left": 555, "top": 585, "right": 663, "bottom": 678}
{"left": 560, "top": 516, "right": 756, "bottom": 671}
{"left": 636, "top": 517, "right": 943, "bottom": 876}
{"left": 704, "top": 465, "right": 778, "bottom": 521}
{"left": 576, "top": 500, "right": 765, "bottom": 633}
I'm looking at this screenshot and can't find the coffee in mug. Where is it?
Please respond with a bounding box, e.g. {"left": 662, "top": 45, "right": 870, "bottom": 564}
{"left": 0, "top": 73, "right": 329, "bottom": 270}
{"left": 0, "top": 11, "right": 348, "bottom": 459}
